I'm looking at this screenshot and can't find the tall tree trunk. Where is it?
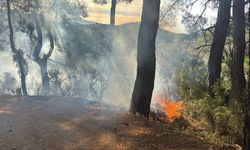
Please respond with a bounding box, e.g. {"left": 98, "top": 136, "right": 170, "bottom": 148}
{"left": 232, "top": 0, "right": 247, "bottom": 147}
{"left": 243, "top": 50, "right": 250, "bottom": 149}
{"left": 6, "top": 0, "right": 28, "bottom": 95}
{"left": 17, "top": 52, "right": 28, "bottom": 96}
{"left": 208, "top": 0, "right": 232, "bottom": 96}
{"left": 33, "top": 12, "right": 54, "bottom": 96}
{"left": 129, "top": 0, "right": 160, "bottom": 117}
{"left": 232, "top": 0, "right": 246, "bottom": 99}
{"left": 39, "top": 60, "right": 50, "bottom": 95}
{"left": 243, "top": 7, "right": 250, "bottom": 150}
{"left": 110, "top": 0, "right": 117, "bottom": 26}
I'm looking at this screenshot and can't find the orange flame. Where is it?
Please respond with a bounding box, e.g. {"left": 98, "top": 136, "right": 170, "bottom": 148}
{"left": 153, "top": 91, "right": 183, "bottom": 122}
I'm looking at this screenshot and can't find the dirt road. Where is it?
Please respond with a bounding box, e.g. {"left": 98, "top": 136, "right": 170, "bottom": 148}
{"left": 0, "top": 96, "right": 221, "bottom": 150}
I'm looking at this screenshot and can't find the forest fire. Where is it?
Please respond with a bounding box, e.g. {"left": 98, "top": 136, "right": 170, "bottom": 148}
{"left": 154, "top": 99, "right": 183, "bottom": 121}
{"left": 152, "top": 92, "right": 183, "bottom": 122}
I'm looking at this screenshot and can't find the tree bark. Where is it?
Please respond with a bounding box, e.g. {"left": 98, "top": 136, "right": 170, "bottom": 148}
{"left": 243, "top": 7, "right": 250, "bottom": 150}
{"left": 129, "top": 0, "right": 160, "bottom": 117}
{"left": 6, "top": 0, "right": 28, "bottom": 95}
{"left": 232, "top": 0, "right": 246, "bottom": 99}
{"left": 33, "top": 12, "right": 54, "bottom": 96}
{"left": 208, "top": 0, "right": 232, "bottom": 96}
{"left": 17, "top": 52, "right": 28, "bottom": 96}
{"left": 243, "top": 59, "right": 250, "bottom": 149}
{"left": 232, "top": 0, "right": 247, "bottom": 147}
{"left": 110, "top": 0, "right": 117, "bottom": 26}
{"left": 39, "top": 60, "right": 50, "bottom": 95}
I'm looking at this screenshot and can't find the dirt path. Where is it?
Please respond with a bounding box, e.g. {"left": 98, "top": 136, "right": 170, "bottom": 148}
{"left": 0, "top": 96, "right": 223, "bottom": 150}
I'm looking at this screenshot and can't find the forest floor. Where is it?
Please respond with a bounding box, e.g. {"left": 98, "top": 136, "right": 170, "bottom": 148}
{"left": 0, "top": 96, "right": 236, "bottom": 150}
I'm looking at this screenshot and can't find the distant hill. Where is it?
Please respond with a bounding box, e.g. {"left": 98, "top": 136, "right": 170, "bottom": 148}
{"left": 52, "top": 21, "right": 189, "bottom": 104}
{"left": 56, "top": 21, "right": 188, "bottom": 65}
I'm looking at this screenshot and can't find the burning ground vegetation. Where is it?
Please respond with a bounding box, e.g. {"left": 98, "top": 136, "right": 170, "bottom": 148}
{"left": 150, "top": 90, "right": 184, "bottom": 123}
{"left": 150, "top": 100, "right": 185, "bottom": 123}
{"left": 148, "top": 92, "right": 243, "bottom": 150}
{"left": 151, "top": 99, "right": 184, "bottom": 123}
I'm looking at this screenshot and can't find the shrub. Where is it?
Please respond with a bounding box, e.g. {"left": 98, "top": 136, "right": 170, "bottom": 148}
{"left": 176, "top": 60, "right": 243, "bottom": 145}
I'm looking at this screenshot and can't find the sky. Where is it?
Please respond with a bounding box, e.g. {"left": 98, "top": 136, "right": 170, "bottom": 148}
{"left": 84, "top": 0, "right": 142, "bottom": 24}
{"left": 82, "top": 0, "right": 217, "bottom": 33}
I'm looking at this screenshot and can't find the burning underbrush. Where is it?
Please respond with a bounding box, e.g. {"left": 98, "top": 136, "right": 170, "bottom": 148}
{"left": 150, "top": 92, "right": 184, "bottom": 123}
{"left": 150, "top": 96, "right": 190, "bottom": 131}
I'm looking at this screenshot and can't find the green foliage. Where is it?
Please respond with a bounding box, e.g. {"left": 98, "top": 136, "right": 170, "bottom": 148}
{"left": 52, "top": 0, "right": 88, "bottom": 20}
{"left": 0, "top": 73, "right": 17, "bottom": 94}
{"left": 49, "top": 70, "right": 64, "bottom": 95}
{"left": 170, "top": 116, "right": 190, "bottom": 130}
{"left": 176, "top": 57, "right": 244, "bottom": 145}
{"left": 176, "top": 58, "right": 207, "bottom": 100}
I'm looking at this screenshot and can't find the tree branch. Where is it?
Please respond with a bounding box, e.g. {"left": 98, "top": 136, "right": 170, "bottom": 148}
{"left": 6, "top": 0, "right": 17, "bottom": 54}
{"left": 195, "top": 44, "right": 211, "bottom": 50}
{"left": 193, "top": 0, "right": 211, "bottom": 28}
{"left": 33, "top": 12, "right": 43, "bottom": 62}
{"left": 167, "top": 0, "right": 182, "bottom": 12}
{"left": 186, "top": 0, "right": 200, "bottom": 8}
{"left": 160, "top": 0, "right": 182, "bottom": 22}
{"left": 44, "top": 29, "right": 54, "bottom": 60}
